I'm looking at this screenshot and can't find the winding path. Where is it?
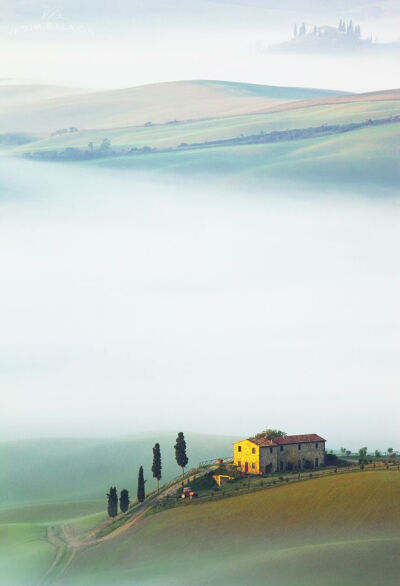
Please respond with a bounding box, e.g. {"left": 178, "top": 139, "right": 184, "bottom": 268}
{"left": 40, "top": 464, "right": 218, "bottom": 585}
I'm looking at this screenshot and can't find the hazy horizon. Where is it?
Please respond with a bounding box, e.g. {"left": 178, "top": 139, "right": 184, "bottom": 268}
{"left": 0, "top": 1, "right": 400, "bottom": 92}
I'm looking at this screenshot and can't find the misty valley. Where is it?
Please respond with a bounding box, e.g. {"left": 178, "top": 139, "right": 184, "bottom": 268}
{"left": 1, "top": 2, "right": 400, "bottom": 585}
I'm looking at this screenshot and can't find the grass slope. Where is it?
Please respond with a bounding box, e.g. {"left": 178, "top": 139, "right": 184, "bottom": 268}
{"left": 0, "top": 523, "right": 54, "bottom": 586}
{"left": 86, "top": 123, "right": 400, "bottom": 191}
{"left": 13, "top": 97, "right": 400, "bottom": 154}
{"left": 0, "top": 80, "right": 345, "bottom": 133}
{"left": 61, "top": 471, "right": 400, "bottom": 586}
{"left": 0, "top": 81, "right": 85, "bottom": 106}
{"left": 0, "top": 501, "right": 105, "bottom": 525}
{"left": 0, "top": 507, "right": 108, "bottom": 586}
{"left": 0, "top": 433, "right": 237, "bottom": 509}
{"left": 4, "top": 82, "right": 400, "bottom": 191}
{"left": 256, "top": 88, "right": 400, "bottom": 115}
{"left": 11, "top": 87, "right": 400, "bottom": 192}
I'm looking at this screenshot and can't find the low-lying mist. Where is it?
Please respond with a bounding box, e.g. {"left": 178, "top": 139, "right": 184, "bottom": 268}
{"left": 0, "top": 158, "right": 399, "bottom": 448}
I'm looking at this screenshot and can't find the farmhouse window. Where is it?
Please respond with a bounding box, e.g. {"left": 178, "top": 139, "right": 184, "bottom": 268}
{"left": 298, "top": 444, "right": 301, "bottom": 450}
{"left": 280, "top": 445, "right": 283, "bottom": 452}
{"left": 315, "top": 443, "right": 318, "bottom": 449}
{"left": 269, "top": 447, "right": 273, "bottom": 454}
{"left": 251, "top": 463, "right": 255, "bottom": 469}
{"left": 238, "top": 446, "right": 242, "bottom": 452}
{"left": 252, "top": 447, "right": 255, "bottom": 454}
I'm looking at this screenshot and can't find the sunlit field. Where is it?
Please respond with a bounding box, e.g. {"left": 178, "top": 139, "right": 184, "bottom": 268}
{"left": 57, "top": 471, "right": 400, "bottom": 586}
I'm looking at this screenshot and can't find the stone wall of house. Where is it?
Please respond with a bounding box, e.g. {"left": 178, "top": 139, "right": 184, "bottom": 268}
{"left": 233, "top": 439, "right": 326, "bottom": 475}
{"left": 259, "top": 446, "right": 279, "bottom": 473}
{"left": 277, "top": 441, "right": 326, "bottom": 471}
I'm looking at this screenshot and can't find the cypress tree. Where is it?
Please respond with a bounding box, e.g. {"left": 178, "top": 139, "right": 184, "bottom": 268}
{"left": 137, "top": 466, "right": 145, "bottom": 503}
{"left": 152, "top": 443, "right": 162, "bottom": 493}
{"left": 119, "top": 488, "right": 130, "bottom": 513}
{"left": 174, "top": 432, "right": 189, "bottom": 484}
{"left": 107, "top": 486, "right": 118, "bottom": 517}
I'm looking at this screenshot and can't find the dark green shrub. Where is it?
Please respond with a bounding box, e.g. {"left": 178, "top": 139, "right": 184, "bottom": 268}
{"left": 325, "top": 453, "right": 339, "bottom": 466}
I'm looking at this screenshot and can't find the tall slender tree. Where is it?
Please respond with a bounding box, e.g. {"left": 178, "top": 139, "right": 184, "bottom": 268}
{"left": 119, "top": 489, "right": 130, "bottom": 513}
{"left": 107, "top": 486, "right": 118, "bottom": 518}
{"left": 137, "top": 466, "right": 145, "bottom": 503}
{"left": 347, "top": 20, "right": 354, "bottom": 36}
{"left": 152, "top": 443, "right": 162, "bottom": 493}
{"left": 175, "top": 432, "right": 189, "bottom": 485}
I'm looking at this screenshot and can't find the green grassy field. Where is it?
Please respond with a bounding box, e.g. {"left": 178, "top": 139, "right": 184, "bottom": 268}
{"left": 0, "top": 433, "right": 237, "bottom": 509}
{"left": 6, "top": 84, "right": 398, "bottom": 192}
{"left": 1, "top": 466, "right": 399, "bottom": 585}
{"left": 59, "top": 471, "right": 400, "bottom": 586}
{"left": 81, "top": 123, "right": 400, "bottom": 191}
{"left": 0, "top": 432, "right": 236, "bottom": 585}
{"left": 1, "top": 81, "right": 398, "bottom": 193}
{"left": 0, "top": 523, "right": 55, "bottom": 586}
{"left": 12, "top": 94, "right": 400, "bottom": 154}
{"left": 0, "top": 508, "right": 108, "bottom": 586}
{"left": 0, "top": 501, "right": 105, "bottom": 525}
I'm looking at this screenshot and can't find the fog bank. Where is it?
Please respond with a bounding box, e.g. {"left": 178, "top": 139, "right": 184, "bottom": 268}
{"left": 0, "top": 159, "right": 399, "bottom": 449}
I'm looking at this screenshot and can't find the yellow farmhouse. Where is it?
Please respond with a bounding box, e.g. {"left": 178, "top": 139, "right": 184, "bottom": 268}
{"left": 233, "top": 434, "right": 326, "bottom": 474}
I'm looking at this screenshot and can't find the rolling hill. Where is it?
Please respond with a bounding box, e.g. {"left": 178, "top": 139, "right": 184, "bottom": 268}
{"left": 0, "top": 79, "right": 346, "bottom": 133}
{"left": 56, "top": 471, "right": 400, "bottom": 586}
{"left": 2, "top": 80, "right": 400, "bottom": 192}
{"left": 82, "top": 123, "right": 400, "bottom": 191}
{"left": 2, "top": 469, "right": 399, "bottom": 586}
{"left": 10, "top": 90, "right": 399, "bottom": 153}
{"left": 0, "top": 432, "right": 237, "bottom": 509}
{"left": 0, "top": 432, "right": 236, "bottom": 584}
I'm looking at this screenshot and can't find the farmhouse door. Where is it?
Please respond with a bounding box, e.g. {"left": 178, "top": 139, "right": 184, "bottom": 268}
{"left": 245, "top": 462, "right": 248, "bottom": 473}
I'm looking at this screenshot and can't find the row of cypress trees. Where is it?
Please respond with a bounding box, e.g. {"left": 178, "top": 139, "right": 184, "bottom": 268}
{"left": 107, "top": 432, "right": 188, "bottom": 517}
{"left": 107, "top": 486, "right": 130, "bottom": 516}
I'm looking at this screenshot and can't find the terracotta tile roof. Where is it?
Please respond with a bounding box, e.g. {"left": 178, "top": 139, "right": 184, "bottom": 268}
{"left": 235, "top": 434, "right": 326, "bottom": 447}
{"left": 247, "top": 437, "right": 277, "bottom": 447}
{"left": 271, "top": 434, "right": 325, "bottom": 445}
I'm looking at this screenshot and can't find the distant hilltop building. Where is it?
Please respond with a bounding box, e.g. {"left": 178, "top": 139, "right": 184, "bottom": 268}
{"left": 233, "top": 434, "right": 326, "bottom": 475}
{"left": 293, "top": 19, "right": 365, "bottom": 42}
{"left": 272, "top": 19, "right": 375, "bottom": 53}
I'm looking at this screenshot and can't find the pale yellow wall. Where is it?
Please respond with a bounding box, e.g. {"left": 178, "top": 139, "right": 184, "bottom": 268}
{"left": 233, "top": 440, "right": 260, "bottom": 474}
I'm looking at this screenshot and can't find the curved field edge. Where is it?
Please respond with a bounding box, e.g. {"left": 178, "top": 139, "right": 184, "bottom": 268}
{"left": 60, "top": 471, "right": 400, "bottom": 586}
{"left": 0, "top": 501, "right": 105, "bottom": 525}
{"left": 11, "top": 98, "right": 400, "bottom": 154}
{"left": 0, "top": 80, "right": 345, "bottom": 134}
{"left": 81, "top": 124, "right": 400, "bottom": 192}
{"left": 0, "top": 523, "right": 55, "bottom": 586}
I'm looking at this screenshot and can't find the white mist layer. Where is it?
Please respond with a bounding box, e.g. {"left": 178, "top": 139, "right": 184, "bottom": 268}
{"left": 0, "top": 158, "right": 399, "bottom": 449}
